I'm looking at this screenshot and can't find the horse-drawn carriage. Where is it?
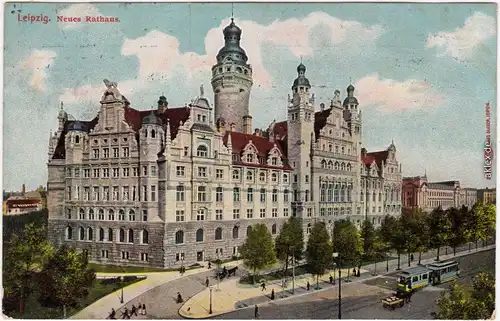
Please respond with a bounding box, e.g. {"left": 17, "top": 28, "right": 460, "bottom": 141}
{"left": 216, "top": 266, "right": 238, "bottom": 280}
{"left": 381, "top": 290, "right": 412, "bottom": 310}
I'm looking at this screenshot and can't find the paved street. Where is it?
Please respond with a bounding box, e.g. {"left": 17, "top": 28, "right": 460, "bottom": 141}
{"left": 216, "top": 248, "right": 495, "bottom": 319}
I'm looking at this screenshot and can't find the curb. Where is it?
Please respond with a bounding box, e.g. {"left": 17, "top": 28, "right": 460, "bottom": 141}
{"left": 178, "top": 245, "right": 495, "bottom": 319}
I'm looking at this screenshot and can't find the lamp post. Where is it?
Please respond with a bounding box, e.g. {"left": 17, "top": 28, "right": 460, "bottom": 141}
{"left": 292, "top": 253, "right": 296, "bottom": 295}
{"left": 209, "top": 286, "right": 213, "bottom": 314}
{"left": 332, "top": 253, "right": 338, "bottom": 285}
{"left": 181, "top": 256, "right": 185, "bottom": 275}
{"left": 216, "top": 252, "right": 220, "bottom": 291}
{"left": 120, "top": 276, "right": 124, "bottom": 304}
{"left": 333, "top": 253, "right": 342, "bottom": 320}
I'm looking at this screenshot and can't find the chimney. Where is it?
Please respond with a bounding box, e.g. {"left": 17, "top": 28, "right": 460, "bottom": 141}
{"left": 230, "top": 123, "right": 236, "bottom": 132}
{"left": 157, "top": 96, "right": 168, "bottom": 114}
{"left": 320, "top": 103, "right": 325, "bottom": 111}
{"left": 22, "top": 184, "right": 26, "bottom": 195}
{"left": 242, "top": 115, "right": 253, "bottom": 135}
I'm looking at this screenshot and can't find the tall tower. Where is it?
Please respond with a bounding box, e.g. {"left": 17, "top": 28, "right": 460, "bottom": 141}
{"left": 211, "top": 18, "right": 253, "bottom": 132}
{"left": 287, "top": 63, "right": 315, "bottom": 219}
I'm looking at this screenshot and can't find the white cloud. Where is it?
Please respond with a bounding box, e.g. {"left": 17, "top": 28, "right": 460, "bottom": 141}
{"left": 61, "top": 12, "right": 384, "bottom": 105}
{"left": 19, "top": 50, "right": 57, "bottom": 92}
{"left": 57, "top": 4, "right": 105, "bottom": 29}
{"left": 426, "top": 12, "right": 496, "bottom": 61}
{"left": 355, "top": 73, "right": 446, "bottom": 112}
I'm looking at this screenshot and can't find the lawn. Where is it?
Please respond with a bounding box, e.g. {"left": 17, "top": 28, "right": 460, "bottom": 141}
{"left": 4, "top": 277, "right": 143, "bottom": 319}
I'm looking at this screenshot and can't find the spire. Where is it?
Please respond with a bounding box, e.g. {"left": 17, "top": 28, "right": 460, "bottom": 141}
{"left": 48, "top": 130, "right": 54, "bottom": 150}
{"left": 227, "top": 131, "right": 232, "bottom": 148}
{"left": 166, "top": 119, "right": 171, "bottom": 144}
{"left": 231, "top": 2, "right": 234, "bottom": 19}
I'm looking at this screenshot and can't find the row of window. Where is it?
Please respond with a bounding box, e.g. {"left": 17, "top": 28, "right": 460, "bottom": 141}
{"left": 360, "top": 190, "right": 400, "bottom": 203}
{"left": 91, "top": 147, "right": 131, "bottom": 160}
{"left": 174, "top": 224, "right": 278, "bottom": 245}
{"left": 66, "top": 208, "right": 148, "bottom": 222}
{"left": 320, "top": 160, "right": 353, "bottom": 171}
{"left": 175, "top": 186, "right": 291, "bottom": 203}
{"left": 174, "top": 206, "right": 289, "bottom": 222}
{"left": 67, "top": 185, "right": 155, "bottom": 202}
{"left": 67, "top": 165, "right": 156, "bottom": 179}
{"left": 66, "top": 226, "right": 149, "bottom": 244}
{"left": 101, "top": 250, "right": 149, "bottom": 262}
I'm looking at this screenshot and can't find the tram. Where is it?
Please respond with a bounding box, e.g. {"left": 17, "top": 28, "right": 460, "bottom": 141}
{"left": 396, "top": 260, "right": 460, "bottom": 293}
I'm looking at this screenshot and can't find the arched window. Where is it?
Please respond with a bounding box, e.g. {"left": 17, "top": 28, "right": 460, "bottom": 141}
{"left": 108, "top": 209, "right": 114, "bottom": 221}
{"left": 66, "top": 226, "right": 73, "bottom": 240}
{"left": 119, "top": 209, "right": 125, "bottom": 220}
{"left": 151, "top": 130, "right": 156, "bottom": 138}
{"left": 341, "top": 163, "right": 346, "bottom": 171}
{"left": 247, "top": 170, "right": 253, "bottom": 181}
{"left": 75, "top": 135, "right": 80, "bottom": 144}
{"left": 321, "top": 160, "right": 327, "bottom": 168}
{"left": 328, "top": 161, "right": 333, "bottom": 169}
{"left": 246, "top": 226, "right": 252, "bottom": 236}
{"left": 197, "top": 145, "right": 208, "bottom": 157}
{"left": 196, "top": 228, "right": 204, "bottom": 242}
{"left": 119, "top": 228, "right": 125, "bottom": 242}
{"left": 175, "top": 230, "right": 184, "bottom": 244}
{"left": 79, "top": 227, "right": 84, "bottom": 240}
{"left": 142, "top": 230, "right": 149, "bottom": 244}
{"left": 334, "top": 162, "right": 340, "bottom": 171}
{"left": 108, "top": 228, "right": 113, "bottom": 242}
{"left": 89, "top": 208, "right": 94, "bottom": 220}
{"left": 232, "top": 226, "right": 239, "bottom": 239}
{"left": 144, "top": 129, "right": 148, "bottom": 137}
{"left": 128, "top": 229, "right": 134, "bottom": 243}
{"left": 79, "top": 208, "right": 85, "bottom": 219}
{"left": 271, "top": 224, "right": 277, "bottom": 235}
{"left": 347, "top": 163, "right": 352, "bottom": 171}
{"left": 99, "top": 228, "right": 104, "bottom": 241}
{"left": 215, "top": 227, "right": 223, "bottom": 240}
{"left": 259, "top": 172, "right": 266, "bottom": 182}
{"left": 87, "top": 227, "right": 93, "bottom": 241}
{"left": 98, "top": 209, "right": 104, "bottom": 220}
{"left": 129, "top": 210, "right": 135, "bottom": 221}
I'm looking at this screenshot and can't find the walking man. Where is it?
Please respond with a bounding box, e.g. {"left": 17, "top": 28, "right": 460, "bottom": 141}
{"left": 131, "top": 305, "right": 138, "bottom": 317}
{"left": 206, "top": 277, "right": 210, "bottom": 287}
{"left": 329, "top": 275, "right": 333, "bottom": 284}
{"left": 109, "top": 308, "right": 116, "bottom": 319}
{"left": 254, "top": 305, "right": 259, "bottom": 319}
{"left": 261, "top": 282, "right": 267, "bottom": 291}
{"left": 307, "top": 281, "right": 310, "bottom": 291}
{"left": 208, "top": 261, "right": 212, "bottom": 269}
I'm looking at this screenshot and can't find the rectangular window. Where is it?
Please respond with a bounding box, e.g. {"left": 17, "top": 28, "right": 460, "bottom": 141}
{"left": 176, "top": 166, "right": 185, "bottom": 177}
{"left": 92, "top": 149, "right": 99, "bottom": 159}
{"left": 247, "top": 209, "right": 253, "bottom": 219}
{"left": 101, "top": 250, "right": 109, "bottom": 258}
{"left": 133, "top": 167, "right": 139, "bottom": 177}
{"left": 103, "top": 148, "right": 109, "bottom": 158}
{"left": 142, "top": 210, "right": 148, "bottom": 222}
{"left": 151, "top": 185, "right": 156, "bottom": 202}
{"left": 184, "top": 147, "right": 189, "bottom": 156}
{"left": 103, "top": 187, "right": 110, "bottom": 201}
{"left": 93, "top": 187, "right": 99, "bottom": 201}
{"left": 176, "top": 210, "right": 185, "bottom": 222}
{"left": 67, "top": 186, "right": 72, "bottom": 200}
{"left": 260, "top": 189, "right": 266, "bottom": 203}
{"left": 329, "top": 208, "right": 334, "bottom": 216}
{"left": 112, "top": 186, "right": 119, "bottom": 201}
{"left": 176, "top": 253, "right": 185, "bottom": 262}
{"left": 83, "top": 169, "right": 90, "bottom": 178}
{"left": 197, "top": 186, "right": 207, "bottom": 202}
{"left": 198, "top": 167, "right": 207, "bottom": 177}
{"left": 216, "top": 169, "right": 223, "bottom": 179}
{"left": 142, "top": 185, "right": 148, "bottom": 201}
{"left": 283, "top": 208, "right": 289, "bottom": 217}
{"left": 247, "top": 188, "right": 254, "bottom": 203}
{"left": 123, "top": 147, "right": 129, "bottom": 158}
{"left": 233, "top": 209, "right": 240, "bottom": 219}
{"left": 132, "top": 186, "right": 137, "bottom": 201}
{"left": 102, "top": 168, "right": 109, "bottom": 178}
{"left": 284, "top": 190, "right": 289, "bottom": 203}
{"left": 140, "top": 253, "right": 148, "bottom": 262}
{"left": 143, "top": 166, "right": 148, "bottom": 176}
{"left": 123, "top": 168, "right": 130, "bottom": 177}
{"left": 260, "top": 209, "right": 266, "bottom": 218}
{"left": 112, "top": 168, "right": 119, "bottom": 178}
{"left": 84, "top": 187, "right": 90, "bottom": 201}
{"left": 216, "top": 187, "right": 223, "bottom": 202}
{"left": 93, "top": 168, "right": 100, "bottom": 178}
{"left": 320, "top": 208, "right": 326, "bottom": 216}
{"left": 272, "top": 189, "right": 278, "bottom": 203}
{"left": 151, "top": 166, "right": 157, "bottom": 177}
{"left": 113, "top": 148, "right": 119, "bottom": 158}
{"left": 196, "top": 211, "right": 205, "bottom": 221}
{"left": 307, "top": 208, "right": 312, "bottom": 217}
{"left": 233, "top": 188, "right": 240, "bottom": 202}
{"left": 176, "top": 186, "right": 185, "bottom": 202}
{"left": 74, "top": 168, "right": 80, "bottom": 178}
{"left": 121, "top": 251, "right": 130, "bottom": 260}
{"left": 215, "top": 209, "right": 223, "bottom": 220}
{"left": 272, "top": 208, "right": 278, "bottom": 218}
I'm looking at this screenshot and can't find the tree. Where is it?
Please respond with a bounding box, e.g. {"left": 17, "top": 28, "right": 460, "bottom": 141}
{"left": 275, "top": 216, "right": 304, "bottom": 276}
{"left": 380, "top": 215, "right": 405, "bottom": 270}
{"left": 37, "top": 246, "right": 96, "bottom": 318}
{"left": 481, "top": 204, "right": 496, "bottom": 246}
{"left": 427, "top": 206, "right": 451, "bottom": 261}
{"left": 446, "top": 206, "right": 468, "bottom": 256}
{"left": 471, "top": 272, "right": 495, "bottom": 314}
{"left": 306, "top": 222, "right": 333, "bottom": 290}
{"left": 360, "top": 219, "right": 376, "bottom": 264}
{"left": 465, "top": 202, "right": 495, "bottom": 250}
{"left": 332, "top": 220, "right": 362, "bottom": 279}
{"left": 2, "top": 223, "right": 53, "bottom": 313}
{"left": 240, "top": 224, "right": 276, "bottom": 284}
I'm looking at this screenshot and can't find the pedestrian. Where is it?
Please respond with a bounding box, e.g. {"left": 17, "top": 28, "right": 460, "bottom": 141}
{"left": 142, "top": 304, "right": 147, "bottom": 316}
{"left": 352, "top": 267, "right": 356, "bottom": 276}
{"left": 408, "top": 289, "right": 413, "bottom": 303}
{"left": 120, "top": 308, "right": 129, "bottom": 319}
{"left": 270, "top": 289, "right": 275, "bottom": 300}
{"left": 254, "top": 305, "right": 259, "bottom": 319}
{"left": 137, "top": 303, "right": 142, "bottom": 316}
{"left": 307, "top": 281, "right": 310, "bottom": 291}
{"left": 206, "top": 277, "right": 210, "bottom": 287}
{"left": 131, "top": 305, "right": 138, "bottom": 317}
{"left": 208, "top": 261, "right": 212, "bottom": 269}
{"left": 329, "top": 275, "right": 333, "bottom": 284}
{"left": 411, "top": 254, "right": 414, "bottom": 262}
{"left": 261, "top": 282, "right": 267, "bottom": 291}
{"left": 109, "top": 308, "right": 116, "bottom": 319}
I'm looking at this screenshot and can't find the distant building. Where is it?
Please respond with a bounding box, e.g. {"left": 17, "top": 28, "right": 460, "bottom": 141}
{"left": 477, "top": 188, "right": 496, "bottom": 205}
{"left": 402, "top": 175, "right": 476, "bottom": 212}
{"left": 5, "top": 198, "right": 43, "bottom": 215}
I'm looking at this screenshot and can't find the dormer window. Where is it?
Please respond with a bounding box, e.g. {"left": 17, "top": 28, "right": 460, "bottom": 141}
{"left": 202, "top": 115, "right": 207, "bottom": 123}
{"left": 197, "top": 114, "right": 201, "bottom": 122}
{"left": 271, "top": 157, "right": 278, "bottom": 165}
{"left": 246, "top": 154, "right": 254, "bottom": 163}
{"left": 197, "top": 145, "right": 208, "bottom": 157}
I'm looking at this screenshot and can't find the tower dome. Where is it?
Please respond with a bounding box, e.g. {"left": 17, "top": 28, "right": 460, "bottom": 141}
{"left": 292, "top": 62, "right": 311, "bottom": 89}
{"left": 216, "top": 18, "right": 248, "bottom": 65}
{"left": 343, "top": 84, "right": 359, "bottom": 106}
{"left": 68, "top": 121, "right": 86, "bottom": 132}
{"left": 142, "top": 111, "right": 162, "bottom": 126}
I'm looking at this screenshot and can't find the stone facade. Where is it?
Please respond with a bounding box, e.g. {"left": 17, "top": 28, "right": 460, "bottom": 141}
{"left": 477, "top": 188, "right": 496, "bottom": 205}
{"left": 47, "top": 19, "right": 403, "bottom": 268}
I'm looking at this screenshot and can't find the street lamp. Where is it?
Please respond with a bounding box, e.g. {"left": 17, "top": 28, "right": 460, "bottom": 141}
{"left": 120, "top": 276, "right": 124, "bottom": 304}
{"left": 292, "top": 253, "right": 296, "bottom": 295}
{"left": 209, "top": 286, "right": 213, "bottom": 314}
{"left": 333, "top": 253, "right": 341, "bottom": 320}
{"left": 332, "top": 253, "right": 338, "bottom": 285}
{"left": 181, "top": 256, "right": 185, "bottom": 275}
{"left": 216, "top": 252, "right": 220, "bottom": 291}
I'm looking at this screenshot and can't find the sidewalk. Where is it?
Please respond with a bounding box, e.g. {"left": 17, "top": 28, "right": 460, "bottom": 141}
{"left": 178, "top": 244, "right": 495, "bottom": 319}
{"left": 71, "top": 260, "right": 243, "bottom": 319}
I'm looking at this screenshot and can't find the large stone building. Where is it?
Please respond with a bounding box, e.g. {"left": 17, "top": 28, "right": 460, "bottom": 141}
{"left": 47, "top": 19, "right": 402, "bottom": 268}
{"left": 477, "top": 188, "right": 496, "bottom": 205}
{"left": 402, "top": 175, "right": 477, "bottom": 211}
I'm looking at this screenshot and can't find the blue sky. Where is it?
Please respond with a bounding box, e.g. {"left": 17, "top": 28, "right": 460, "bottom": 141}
{"left": 3, "top": 2, "right": 497, "bottom": 191}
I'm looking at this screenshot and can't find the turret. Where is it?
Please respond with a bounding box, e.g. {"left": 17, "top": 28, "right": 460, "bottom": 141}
{"left": 57, "top": 101, "right": 67, "bottom": 132}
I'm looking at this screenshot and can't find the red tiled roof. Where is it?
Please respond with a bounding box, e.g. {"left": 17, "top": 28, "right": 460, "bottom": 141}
{"left": 223, "top": 131, "right": 292, "bottom": 170}
{"left": 362, "top": 150, "right": 389, "bottom": 168}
